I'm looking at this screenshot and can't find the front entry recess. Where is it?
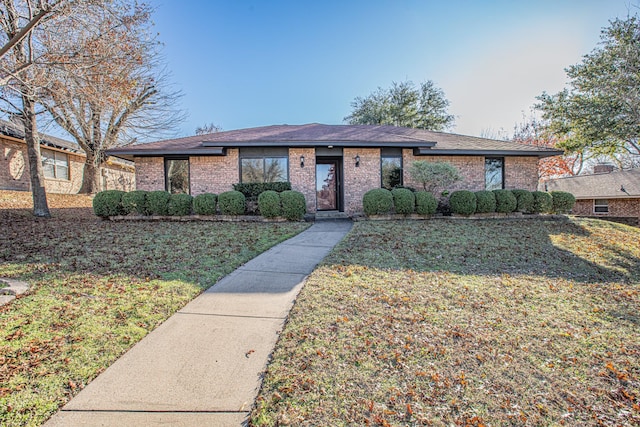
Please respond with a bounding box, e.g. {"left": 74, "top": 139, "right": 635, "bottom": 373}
{"left": 316, "top": 162, "right": 337, "bottom": 210}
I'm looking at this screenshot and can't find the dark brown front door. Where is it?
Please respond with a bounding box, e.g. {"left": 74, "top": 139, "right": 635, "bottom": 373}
{"left": 316, "top": 161, "right": 338, "bottom": 210}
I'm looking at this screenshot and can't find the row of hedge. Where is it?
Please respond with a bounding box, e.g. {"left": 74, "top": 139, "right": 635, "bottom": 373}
{"left": 93, "top": 189, "right": 307, "bottom": 220}
{"left": 362, "top": 188, "right": 576, "bottom": 216}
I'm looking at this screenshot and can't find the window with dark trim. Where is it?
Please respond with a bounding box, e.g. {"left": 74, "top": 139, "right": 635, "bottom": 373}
{"left": 381, "top": 156, "right": 402, "bottom": 189}
{"left": 165, "top": 158, "right": 190, "bottom": 194}
{"left": 240, "top": 157, "right": 288, "bottom": 183}
{"left": 485, "top": 157, "right": 504, "bottom": 191}
{"left": 41, "top": 148, "right": 69, "bottom": 180}
{"left": 594, "top": 199, "right": 609, "bottom": 214}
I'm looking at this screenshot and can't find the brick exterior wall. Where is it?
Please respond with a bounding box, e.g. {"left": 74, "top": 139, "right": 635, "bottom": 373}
{"left": 505, "top": 156, "right": 539, "bottom": 190}
{"left": 1, "top": 135, "right": 133, "bottom": 194}
{"left": 289, "top": 147, "right": 316, "bottom": 213}
{"left": 573, "top": 198, "right": 640, "bottom": 218}
{"left": 343, "top": 148, "right": 380, "bottom": 215}
{"left": 190, "top": 149, "right": 239, "bottom": 195}
{"left": 135, "top": 157, "right": 165, "bottom": 191}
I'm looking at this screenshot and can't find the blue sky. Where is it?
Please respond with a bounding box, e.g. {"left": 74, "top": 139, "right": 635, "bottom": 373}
{"left": 149, "top": 0, "right": 638, "bottom": 138}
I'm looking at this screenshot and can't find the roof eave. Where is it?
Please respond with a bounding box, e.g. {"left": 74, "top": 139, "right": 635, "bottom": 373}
{"left": 414, "top": 148, "right": 563, "bottom": 157}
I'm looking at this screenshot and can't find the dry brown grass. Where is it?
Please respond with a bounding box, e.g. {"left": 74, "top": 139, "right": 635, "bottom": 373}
{"left": 252, "top": 218, "right": 640, "bottom": 426}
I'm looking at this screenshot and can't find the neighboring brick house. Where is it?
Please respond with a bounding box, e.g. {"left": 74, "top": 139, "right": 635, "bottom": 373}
{"left": 107, "top": 123, "right": 561, "bottom": 216}
{"left": 0, "top": 119, "right": 135, "bottom": 194}
{"left": 544, "top": 166, "right": 640, "bottom": 226}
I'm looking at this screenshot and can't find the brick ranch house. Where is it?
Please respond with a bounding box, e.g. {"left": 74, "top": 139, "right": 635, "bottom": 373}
{"left": 107, "top": 123, "right": 562, "bottom": 216}
{"left": 544, "top": 166, "right": 640, "bottom": 226}
{"left": 0, "top": 119, "right": 134, "bottom": 194}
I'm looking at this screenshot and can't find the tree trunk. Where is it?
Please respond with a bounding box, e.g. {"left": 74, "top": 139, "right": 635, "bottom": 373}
{"left": 78, "top": 152, "right": 102, "bottom": 194}
{"left": 22, "top": 93, "right": 51, "bottom": 218}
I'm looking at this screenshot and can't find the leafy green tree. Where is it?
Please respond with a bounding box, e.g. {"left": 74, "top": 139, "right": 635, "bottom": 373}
{"left": 408, "top": 161, "right": 461, "bottom": 193}
{"left": 536, "top": 15, "right": 640, "bottom": 165}
{"left": 345, "top": 80, "right": 455, "bottom": 131}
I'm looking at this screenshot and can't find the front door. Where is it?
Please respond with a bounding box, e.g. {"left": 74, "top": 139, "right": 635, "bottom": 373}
{"left": 316, "top": 161, "right": 339, "bottom": 211}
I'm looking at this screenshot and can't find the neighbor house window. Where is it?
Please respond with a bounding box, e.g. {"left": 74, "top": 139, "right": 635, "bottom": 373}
{"left": 485, "top": 157, "right": 504, "bottom": 190}
{"left": 594, "top": 199, "right": 609, "bottom": 214}
{"left": 241, "top": 157, "right": 288, "bottom": 183}
{"left": 41, "top": 148, "right": 69, "bottom": 180}
{"left": 381, "top": 154, "right": 403, "bottom": 189}
{"left": 165, "top": 158, "right": 190, "bottom": 194}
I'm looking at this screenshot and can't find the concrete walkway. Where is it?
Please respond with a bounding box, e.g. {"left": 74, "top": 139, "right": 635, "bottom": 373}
{"left": 44, "top": 220, "right": 352, "bottom": 427}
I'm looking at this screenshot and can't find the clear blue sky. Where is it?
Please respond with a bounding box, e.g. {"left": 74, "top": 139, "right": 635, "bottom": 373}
{"left": 148, "top": 0, "right": 638, "bottom": 139}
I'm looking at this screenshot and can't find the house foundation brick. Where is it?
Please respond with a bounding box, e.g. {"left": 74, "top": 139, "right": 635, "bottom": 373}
{"left": 573, "top": 198, "right": 640, "bottom": 218}
{"left": 190, "top": 149, "right": 239, "bottom": 195}
{"left": 343, "top": 148, "right": 380, "bottom": 215}
{"left": 289, "top": 148, "right": 316, "bottom": 213}
{"left": 135, "top": 157, "right": 165, "bottom": 191}
{"left": 505, "top": 157, "right": 539, "bottom": 190}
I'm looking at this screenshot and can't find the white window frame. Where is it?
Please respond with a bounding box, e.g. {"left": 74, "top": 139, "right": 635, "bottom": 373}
{"left": 41, "top": 148, "right": 69, "bottom": 180}
{"left": 593, "top": 199, "right": 609, "bottom": 214}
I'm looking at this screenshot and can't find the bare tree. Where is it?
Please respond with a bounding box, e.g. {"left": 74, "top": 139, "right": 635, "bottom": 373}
{"left": 195, "top": 122, "right": 222, "bottom": 135}
{"left": 39, "top": 2, "right": 184, "bottom": 193}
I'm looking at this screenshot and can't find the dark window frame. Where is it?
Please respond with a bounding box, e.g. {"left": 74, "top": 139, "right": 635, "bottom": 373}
{"left": 41, "top": 148, "right": 70, "bottom": 180}
{"left": 380, "top": 155, "right": 403, "bottom": 189}
{"left": 485, "top": 157, "right": 505, "bottom": 191}
{"left": 239, "top": 156, "right": 289, "bottom": 183}
{"left": 164, "top": 157, "right": 190, "bottom": 194}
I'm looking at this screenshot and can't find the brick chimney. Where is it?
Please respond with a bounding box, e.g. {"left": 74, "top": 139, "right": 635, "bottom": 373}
{"left": 593, "top": 164, "right": 615, "bottom": 174}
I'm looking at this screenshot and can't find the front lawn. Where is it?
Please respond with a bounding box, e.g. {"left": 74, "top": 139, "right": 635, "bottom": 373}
{"left": 252, "top": 218, "right": 640, "bottom": 426}
{"left": 0, "top": 192, "right": 308, "bottom": 427}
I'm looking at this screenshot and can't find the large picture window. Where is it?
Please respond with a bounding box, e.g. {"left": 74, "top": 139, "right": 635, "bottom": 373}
{"left": 41, "top": 148, "right": 69, "bottom": 180}
{"left": 241, "top": 157, "right": 288, "bottom": 183}
{"left": 165, "top": 158, "right": 190, "bottom": 194}
{"left": 381, "top": 156, "right": 402, "bottom": 189}
{"left": 485, "top": 157, "right": 504, "bottom": 191}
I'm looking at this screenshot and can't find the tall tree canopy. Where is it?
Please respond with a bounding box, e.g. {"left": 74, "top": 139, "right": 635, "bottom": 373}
{"left": 345, "top": 80, "right": 455, "bottom": 131}
{"left": 537, "top": 15, "right": 640, "bottom": 167}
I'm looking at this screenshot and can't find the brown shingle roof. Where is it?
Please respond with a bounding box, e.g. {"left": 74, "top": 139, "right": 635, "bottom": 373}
{"left": 0, "top": 118, "right": 81, "bottom": 153}
{"left": 544, "top": 168, "right": 640, "bottom": 199}
{"left": 107, "top": 123, "right": 563, "bottom": 160}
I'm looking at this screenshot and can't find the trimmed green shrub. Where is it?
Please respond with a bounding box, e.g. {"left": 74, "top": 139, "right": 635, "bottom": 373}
{"left": 493, "top": 189, "right": 517, "bottom": 213}
{"left": 363, "top": 188, "right": 393, "bottom": 215}
{"left": 281, "top": 190, "right": 306, "bottom": 221}
{"left": 532, "top": 191, "right": 553, "bottom": 214}
{"left": 193, "top": 193, "right": 217, "bottom": 215}
{"left": 392, "top": 188, "right": 415, "bottom": 215}
{"left": 121, "top": 190, "right": 149, "bottom": 215}
{"left": 511, "top": 189, "right": 535, "bottom": 213}
{"left": 415, "top": 191, "right": 437, "bottom": 215}
{"left": 258, "top": 190, "right": 282, "bottom": 218}
{"left": 147, "top": 191, "right": 171, "bottom": 216}
{"left": 551, "top": 191, "right": 576, "bottom": 214}
{"left": 449, "top": 190, "right": 476, "bottom": 215}
{"left": 168, "top": 193, "right": 193, "bottom": 216}
{"left": 218, "top": 190, "right": 246, "bottom": 215}
{"left": 408, "top": 161, "right": 462, "bottom": 193}
{"left": 93, "top": 190, "right": 125, "bottom": 217}
{"left": 474, "top": 190, "right": 496, "bottom": 214}
{"left": 233, "top": 182, "right": 291, "bottom": 199}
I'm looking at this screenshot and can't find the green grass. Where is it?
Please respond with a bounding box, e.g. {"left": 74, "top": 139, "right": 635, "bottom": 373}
{"left": 0, "top": 204, "right": 308, "bottom": 427}
{"left": 252, "top": 218, "right": 640, "bottom": 426}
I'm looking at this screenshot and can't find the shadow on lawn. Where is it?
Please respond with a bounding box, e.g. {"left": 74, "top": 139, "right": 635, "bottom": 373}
{"left": 325, "top": 217, "right": 640, "bottom": 285}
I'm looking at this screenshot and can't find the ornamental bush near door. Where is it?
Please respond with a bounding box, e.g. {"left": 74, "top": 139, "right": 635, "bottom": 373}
{"left": 363, "top": 188, "right": 393, "bottom": 215}
{"left": 258, "top": 190, "right": 282, "bottom": 218}
{"left": 493, "top": 189, "right": 517, "bottom": 213}
{"left": 148, "top": 191, "right": 171, "bottom": 216}
{"left": 415, "top": 191, "right": 437, "bottom": 215}
{"left": 280, "top": 190, "right": 306, "bottom": 221}
{"left": 532, "top": 191, "right": 553, "bottom": 214}
{"left": 218, "top": 191, "right": 246, "bottom": 215}
{"left": 93, "top": 190, "right": 125, "bottom": 217}
{"left": 474, "top": 190, "right": 496, "bottom": 214}
{"left": 550, "top": 191, "right": 576, "bottom": 214}
{"left": 449, "top": 190, "right": 476, "bottom": 215}
{"left": 391, "top": 188, "right": 415, "bottom": 215}
{"left": 193, "top": 193, "right": 217, "bottom": 215}
{"left": 511, "top": 189, "right": 535, "bottom": 213}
